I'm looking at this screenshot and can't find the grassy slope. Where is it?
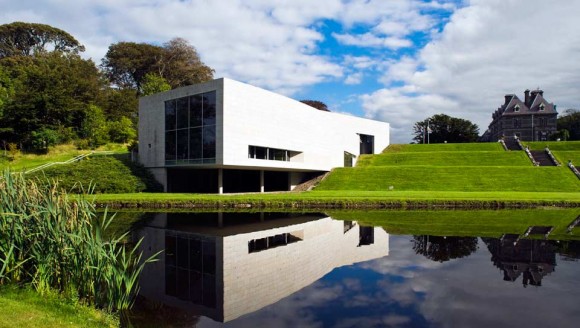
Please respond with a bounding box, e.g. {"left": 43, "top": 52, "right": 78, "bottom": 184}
{"left": 0, "top": 143, "right": 128, "bottom": 172}
{"left": 0, "top": 286, "right": 117, "bottom": 328}
{"left": 317, "top": 142, "right": 580, "bottom": 192}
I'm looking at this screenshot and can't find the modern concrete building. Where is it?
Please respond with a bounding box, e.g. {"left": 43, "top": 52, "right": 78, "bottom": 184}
{"left": 136, "top": 212, "right": 390, "bottom": 322}
{"left": 138, "top": 78, "right": 390, "bottom": 193}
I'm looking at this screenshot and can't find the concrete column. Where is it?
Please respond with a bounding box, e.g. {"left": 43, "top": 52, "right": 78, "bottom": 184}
{"left": 218, "top": 168, "right": 223, "bottom": 194}
{"left": 218, "top": 212, "right": 224, "bottom": 228}
{"left": 260, "top": 170, "right": 265, "bottom": 193}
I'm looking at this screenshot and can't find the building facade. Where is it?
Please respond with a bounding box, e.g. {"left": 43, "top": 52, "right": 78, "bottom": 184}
{"left": 484, "top": 89, "right": 558, "bottom": 142}
{"left": 139, "top": 78, "right": 390, "bottom": 193}
{"left": 136, "top": 212, "right": 390, "bottom": 322}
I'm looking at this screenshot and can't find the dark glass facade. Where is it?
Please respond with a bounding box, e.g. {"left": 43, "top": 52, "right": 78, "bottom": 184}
{"left": 165, "top": 91, "right": 217, "bottom": 165}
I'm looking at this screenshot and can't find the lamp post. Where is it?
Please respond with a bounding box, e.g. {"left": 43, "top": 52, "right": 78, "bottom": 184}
{"left": 531, "top": 114, "right": 534, "bottom": 141}
{"left": 427, "top": 119, "right": 431, "bottom": 144}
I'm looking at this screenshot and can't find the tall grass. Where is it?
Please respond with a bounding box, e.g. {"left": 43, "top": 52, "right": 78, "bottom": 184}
{"left": 0, "top": 170, "right": 158, "bottom": 312}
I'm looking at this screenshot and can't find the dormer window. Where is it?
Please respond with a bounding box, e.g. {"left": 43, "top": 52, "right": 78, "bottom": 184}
{"left": 514, "top": 105, "right": 520, "bottom": 112}
{"left": 539, "top": 103, "right": 545, "bottom": 111}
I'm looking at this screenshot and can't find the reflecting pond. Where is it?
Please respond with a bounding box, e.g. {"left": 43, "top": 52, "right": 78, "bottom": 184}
{"left": 123, "top": 210, "right": 580, "bottom": 327}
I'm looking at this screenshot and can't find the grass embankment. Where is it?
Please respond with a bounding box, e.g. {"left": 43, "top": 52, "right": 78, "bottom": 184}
{"left": 0, "top": 286, "right": 117, "bottom": 328}
{"left": 329, "top": 208, "right": 580, "bottom": 240}
{"left": 317, "top": 142, "right": 580, "bottom": 192}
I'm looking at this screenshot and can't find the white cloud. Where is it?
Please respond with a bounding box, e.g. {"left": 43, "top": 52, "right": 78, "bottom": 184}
{"left": 362, "top": 0, "right": 580, "bottom": 143}
{"left": 344, "top": 72, "right": 363, "bottom": 85}
{"left": 333, "top": 32, "right": 412, "bottom": 49}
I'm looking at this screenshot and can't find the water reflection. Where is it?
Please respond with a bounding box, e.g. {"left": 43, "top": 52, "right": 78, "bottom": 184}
{"left": 134, "top": 212, "right": 390, "bottom": 323}
{"left": 483, "top": 237, "right": 557, "bottom": 287}
{"left": 412, "top": 236, "right": 478, "bottom": 262}
{"left": 126, "top": 210, "right": 580, "bottom": 327}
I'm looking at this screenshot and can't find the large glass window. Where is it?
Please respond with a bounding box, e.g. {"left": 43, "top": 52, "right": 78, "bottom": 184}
{"left": 165, "top": 131, "right": 176, "bottom": 160}
{"left": 203, "top": 92, "right": 216, "bottom": 126}
{"left": 189, "top": 95, "right": 203, "bottom": 127}
{"left": 165, "top": 91, "right": 217, "bottom": 164}
{"left": 165, "top": 100, "right": 176, "bottom": 130}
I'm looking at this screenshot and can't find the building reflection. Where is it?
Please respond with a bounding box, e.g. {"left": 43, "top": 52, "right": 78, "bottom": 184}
{"left": 135, "top": 212, "right": 390, "bottom": 322}
{"left": 483, "top": 237, "right": 556, "bottom": 287}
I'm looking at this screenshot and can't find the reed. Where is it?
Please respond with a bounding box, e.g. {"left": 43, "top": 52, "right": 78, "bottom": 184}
{"left": 0, "top": 170, "right": 158, "bottom": 312}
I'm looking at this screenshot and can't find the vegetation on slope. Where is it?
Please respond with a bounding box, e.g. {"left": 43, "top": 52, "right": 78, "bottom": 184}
{"left": 28, "top": 154, "right": 162, "bottom": 193}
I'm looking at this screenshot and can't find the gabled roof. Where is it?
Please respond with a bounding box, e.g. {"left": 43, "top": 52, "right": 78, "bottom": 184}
{"left": 528, "top": 93, "right": 556, "bottom": 113}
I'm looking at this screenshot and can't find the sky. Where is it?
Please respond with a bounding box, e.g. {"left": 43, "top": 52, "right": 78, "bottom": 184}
{"left": 1, "top": 0, "right": 580, "bottom": 143}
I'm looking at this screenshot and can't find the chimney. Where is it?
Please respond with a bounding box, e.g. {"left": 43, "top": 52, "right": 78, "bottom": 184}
{"left": 524, "top": 89, "right": 530, "bottom": 106}
{"left": 504, "top": 95, "right": 512, "bottom": 105}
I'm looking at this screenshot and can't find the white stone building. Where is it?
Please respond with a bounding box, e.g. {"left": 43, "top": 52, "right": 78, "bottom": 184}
{"left": 136, "top": 212, "right": 390, "bottom": 322}
{"left": 139, "top": 78, "right": 390, "bottom": 193}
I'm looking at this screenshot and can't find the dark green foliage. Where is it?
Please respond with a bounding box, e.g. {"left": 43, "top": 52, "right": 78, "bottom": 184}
{"left": 557, "top": 109, "right": 580, "bottom": 140}
{"left": 29, "top": 155, "right": 162, "bottom": 193}
{"left": 101, "top": 38, "right": 213, "bottom": 93}
{"left": 30, "top": 128, "right": 58, "bottom": 153}
{"left": 0, "top": 52, "right": 104, "bottom": 148}
{"left": 0, "top": 22, "right": 85, "bottom": 58}
{"left": 300, "top": 100, "right": 330, "bottom": 111}
{"left": 413, "top": 113, "right": 479, "bottom": 143}
{"left": 101, "top": 42, "right": 164, "bottom": 91}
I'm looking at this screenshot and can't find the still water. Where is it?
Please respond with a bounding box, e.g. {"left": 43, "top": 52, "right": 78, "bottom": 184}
{"left": 126, "top": 211, "right": 580, "bottom": 327}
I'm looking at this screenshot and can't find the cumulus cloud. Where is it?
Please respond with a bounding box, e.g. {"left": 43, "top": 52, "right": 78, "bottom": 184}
{"left": 362, "top": 0, "right": 580, "bottom": 142}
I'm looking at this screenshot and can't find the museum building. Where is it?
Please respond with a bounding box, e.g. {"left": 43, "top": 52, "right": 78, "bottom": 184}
{"left": 138, "top": 78, "right": 390, "bottom": 193}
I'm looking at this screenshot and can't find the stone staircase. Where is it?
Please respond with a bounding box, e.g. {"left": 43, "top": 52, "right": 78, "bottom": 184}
{"left": 530, "top": 150, "right": 556, "bottom": 166}
{"left": 503, "top": 137, "right": 521, "bottom": 151}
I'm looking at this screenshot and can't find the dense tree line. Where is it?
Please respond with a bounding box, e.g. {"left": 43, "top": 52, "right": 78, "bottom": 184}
{"left": 0, "top": 22, "right": 213, "bottom": 152}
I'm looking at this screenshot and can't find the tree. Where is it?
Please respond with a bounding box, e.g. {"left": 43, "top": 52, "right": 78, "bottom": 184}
{"left": 101, "top": 42, "right": 164, "bottom": 91}
{"left": 413, "top": 114, "right": 479, "bottom": 144}
{"left": 0, "top": 22, "right": 85, "bottom": 58}
{"left": 80, "top": 105, "right": 109, "bottom": 148}
{"left": 300, "top": 100, "right": 330, "bottom": 112}
{"left": 0, "top": 52, "right": 104, "bottom": 148}
{"left": 0, "top": 65, "right": 13, "bottom": 118}
{"left": 412, "top": 236, "right": 478, "bottom": 263}
{"left": 108, "top": 117, "right": 137, "bottom": 143}
{"left": 141, "top": 72, "right": 171, "bottom": 96}
{"left": 557, "top": 109, "right": 580, "bottom": 141}
{"left": 101, "top": 38, "right": 214, "bottom": 92}
{"left": 159, "top": 38, "right": 214, "bottom": 88}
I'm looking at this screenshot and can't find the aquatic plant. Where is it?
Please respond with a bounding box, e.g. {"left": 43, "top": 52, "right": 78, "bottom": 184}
{"left": 0, "top": 169, "right": 158, "bottom": 311}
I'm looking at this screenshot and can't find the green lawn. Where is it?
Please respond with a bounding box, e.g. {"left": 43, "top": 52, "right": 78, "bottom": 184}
{"left": 523, "top": 141, "right": 580, "bottom": 151}
{"left": 0, "top": 286, "right": 117, "bottom": 328}
{"left": 318, "top": 166, "right": 580, "bottom": 192}
{"left": 551, "top": 150, "right": 580, "bottom": 165}
{"left": 328, "top": 208, "right": 580, "bottom": 240}
{"left": 383, "top": 143, "right": 504, "bottom": 153}
{"left": 357, "top": 151, "right": 530, "bottom": 167}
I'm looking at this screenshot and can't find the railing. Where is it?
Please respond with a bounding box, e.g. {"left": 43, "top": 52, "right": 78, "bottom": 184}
{"left": 514, "top": 137, "right": 525, "bottom": 150}
{"left": 23, "top": 151, "right": 116, "bottom": 174}
{"left": 523, "top": 146, "right": 539, "bottom": 166}
{"left": 568, "top": 161, "right": 580, "bottom": 180}
{"left": 545, "top": 147, "right": 561, "bottom": 166}
{"left": 498, "top": 139, "right": 508, "bottom": 151}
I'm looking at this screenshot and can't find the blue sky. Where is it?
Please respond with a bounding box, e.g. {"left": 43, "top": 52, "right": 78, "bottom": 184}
{"left": 1, "top": 0, "right": 579, "bottom": 143}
